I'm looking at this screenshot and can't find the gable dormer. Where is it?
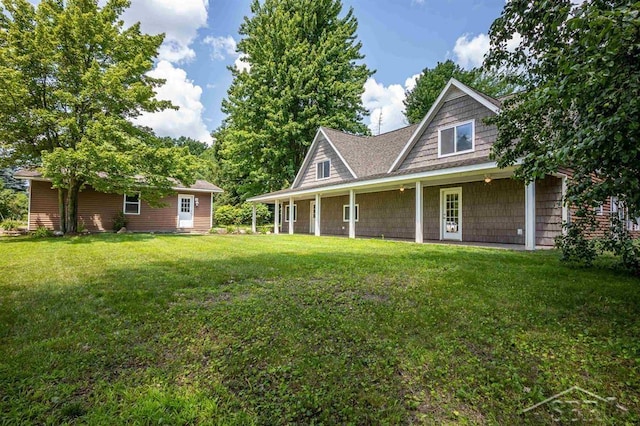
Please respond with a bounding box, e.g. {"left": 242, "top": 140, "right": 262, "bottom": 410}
{"left": 291, "top": 128, "right": 357, "bottom": 189}
{"left": 388, "top": 79, "right": 501, "bottom": 173}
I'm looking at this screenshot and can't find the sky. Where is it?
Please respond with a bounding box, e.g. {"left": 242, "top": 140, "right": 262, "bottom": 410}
{"left": 28, "top": 0, "right": 510, "bottom": 143}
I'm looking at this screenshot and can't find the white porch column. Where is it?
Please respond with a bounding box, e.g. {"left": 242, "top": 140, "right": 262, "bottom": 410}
{"left": 349, "top": 189, "right": 356, "bottom": 239}
{"left": 274, "top": 200, "right": 280, "bottom": 235}
{"left": 315, "top": 193, "right": 321, "bottom": 237}
{"left": 288, "top": 196, "right": 294, "bottom": 234}
{"left": 525, "top": 181, "right": 536, "bottom": 250}
{"left": 415, "top": 181, "right": 423, "bottom": 243}
{"left": 561, "top": 176, "right": 568, "bottom": 234}
{"left": 251, "top": 204, "right": 257, "bottom": 233}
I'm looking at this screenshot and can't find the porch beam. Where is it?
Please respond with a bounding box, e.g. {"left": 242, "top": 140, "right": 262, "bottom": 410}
{"left": 288, "top": 196, "right": 294, "bottom": 234}
{"left": 274, "top": 200, "right": 280, "bottom": 235}
{"left": 525, "top": 181, "right": 536, "bottom": 250}
{"left": 415, "top": 181, "right": 423, "bottom": 243}
{"left": 315, "top": 193, "right": 321, "bottom": 237}
{"left": 251, "top": 203, "right": 257, "bottom": 233}
{"left": 349, "top": 189, "right": 356, "bottom": 239}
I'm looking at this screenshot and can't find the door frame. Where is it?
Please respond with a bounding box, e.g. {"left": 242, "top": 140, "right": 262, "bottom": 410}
{"left": 177, "top": 194, "right": 195, "bottom": 228}
{"left": 439, "top": 187, "right": 462, "bottom": 241}
{"left": 309, "top": 200, "right": 316, "bottom": 234}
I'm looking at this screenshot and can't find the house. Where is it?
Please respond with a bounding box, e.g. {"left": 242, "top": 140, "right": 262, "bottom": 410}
{"left": 247, "top": 78, "right": 568, "bottom": 250}
{"left": 15, "top": 169, "right": 223, "bottom": 233}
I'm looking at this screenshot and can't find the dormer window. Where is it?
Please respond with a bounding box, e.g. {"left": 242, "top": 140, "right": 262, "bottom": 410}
{"left": 316, "top": 160, "right": 331, "bottom": 180}
{"left": 438, "top": 120, "right": 474, "bottom": 157}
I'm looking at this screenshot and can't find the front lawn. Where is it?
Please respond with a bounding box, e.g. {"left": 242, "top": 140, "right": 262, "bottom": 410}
{"left": 0, "top": 234, "right": 638, "bottom": 424}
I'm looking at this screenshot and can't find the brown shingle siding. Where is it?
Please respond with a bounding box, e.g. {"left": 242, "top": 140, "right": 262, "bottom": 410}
{"left": 29, "top": 181, "right": 212, "bottom": 232}
{"left": 398, "top": 96, "right": 497, "bottom": 171}
{"left": 296, "top": 136, "right": 353, "bottom": 188}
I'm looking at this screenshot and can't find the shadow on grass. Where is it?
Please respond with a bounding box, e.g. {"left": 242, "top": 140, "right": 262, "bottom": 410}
{"left": 1, "top": 239, "right": 639, "bottom": 424}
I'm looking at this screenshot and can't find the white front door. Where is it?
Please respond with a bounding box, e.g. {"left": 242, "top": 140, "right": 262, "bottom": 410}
{"left": 440, "top": 187, "right": 462, "bottom": 241}
{"left": 309, "top": 201, "right": 316, "bottom": 234}
{"left": 178, "top": 194, "right": 194, "bottom": 228}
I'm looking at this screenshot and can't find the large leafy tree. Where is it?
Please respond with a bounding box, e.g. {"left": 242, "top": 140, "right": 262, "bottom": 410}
{"left": 215, "top": 0, "right": 373, "bottom": 201}
{"left": 403, "top": 60, "right": 515, "bottom": 124}
{"left": 484, "top": 0, "right": 639, "bottom": 218}
{"left": 0, "top": 0, "right": 199, "bottom": 233}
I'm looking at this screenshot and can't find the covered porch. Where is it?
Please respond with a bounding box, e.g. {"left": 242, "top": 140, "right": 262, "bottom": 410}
{"left": 247, "top": 162, "right": 566, "bottom": 250}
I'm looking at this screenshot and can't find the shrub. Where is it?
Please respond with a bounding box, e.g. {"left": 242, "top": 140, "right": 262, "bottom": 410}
{"left": 0, "top": 219, "right": 21, "bottom": 231}
{"left": 600, "top": 215, "right": 640, "bottom": 274}
{"left": 214, "top": 205, "right": 239, "bottom": 226}
{"left": 0, "top": 183, "right": 28, "bottom": 221}
{"left": 215, "top": 203, "right": 272, "bottom": 226}
{"left": 31, "top": 226, "right": 53, "bottom": 238}
{"left": 112, "top": 212, "right": 127, "bottom": 232}
{"left": 555, "top": 221, "right": 598, "bottom": 266}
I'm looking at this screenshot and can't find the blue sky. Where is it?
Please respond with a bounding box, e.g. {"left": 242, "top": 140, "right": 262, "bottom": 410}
{"left": 29, "top": 0, "right": 508, "bottom": 142}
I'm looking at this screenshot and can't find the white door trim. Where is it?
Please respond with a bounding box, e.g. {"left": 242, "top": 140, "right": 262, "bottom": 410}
{"left": 177, "top": 194, "right": 195, "bottom": 228}
{"left": 440, "top": 187, "right": 462, "bottom": 241}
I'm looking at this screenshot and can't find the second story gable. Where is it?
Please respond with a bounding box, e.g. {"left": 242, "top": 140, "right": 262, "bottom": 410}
{"left": 292, "top": 129, "right": 356, "bottom": 189}
{"left": 389, "top": 79, "right": 501, "bottom": 173}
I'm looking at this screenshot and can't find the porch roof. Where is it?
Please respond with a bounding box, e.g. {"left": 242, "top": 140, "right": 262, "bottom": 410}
{"left": 248, "top": 157, "right": 516, "bottom": 203}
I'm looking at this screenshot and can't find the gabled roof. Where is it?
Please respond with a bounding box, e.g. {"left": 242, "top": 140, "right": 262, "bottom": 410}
{"left": 291, "top": 128, "right": 358, "bottom": 188}
{"left": 322, "top": 124, "right": 419, "bottom": 178}
{"left": 14, "top": 169, "right": 223, "bottom": 193}
{"left": 387, "top": 78, "right": 502, "bottom": 172}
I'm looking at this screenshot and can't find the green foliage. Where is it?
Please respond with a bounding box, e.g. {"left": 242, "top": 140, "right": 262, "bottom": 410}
{"left": 555, "top": 219, "right": 598, "bottom": 267}
{"left": 403, "top": 60, "right": 516, "bottom": 124}
{"left": 485, "top": 1, "right": 640, "bottom": 219}
{"left": 215, "top": 203, "right": 272, "bottom": 226}
{"left": 158, "top": 136, "right": 209, "bottom": 157}
{"left": 215, "top": 0, "right": 373, "bottom": 201}
{"left": 601, "top": 216, "right": 640, "bottom": 274}
{"left": 112, "top": 212, "right": 127, "bottom": 232}
{"left": 0, "top": 181, "right": 27, "bottom": 220}
{"left": 0, "top": 218, "right": 20, "bottom": 230}
{"left": 30, "top": 225, "right": 52, "bottom": 238}
{"left": 213, "top": 205, "right": 238, "bottom": 226}
{"left": 0, "top": 0, "right": 200, "bottom": 233}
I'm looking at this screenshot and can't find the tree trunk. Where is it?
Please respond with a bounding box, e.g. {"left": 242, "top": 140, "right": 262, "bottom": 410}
{"left": 58, "top": 188, "right": 67, "bottom": 234}
{"left": 64, "top": 182, "right": 81, "bottom": 234}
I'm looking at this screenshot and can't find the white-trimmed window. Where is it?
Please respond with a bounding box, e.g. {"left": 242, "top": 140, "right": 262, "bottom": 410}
{"left": 343, "top": 204, "right": 359, "bottom": 222}
{"left": 316, "top": 160, "right": 331, "bottom": 180}
{"left": 438, "top": 120, "right": 474, "bottom": 157}
{"left": 284, "top": 204, "right": 297, "bottom": 222}
{"left": 123, "top": 193, "right": 140, "bottom": 215}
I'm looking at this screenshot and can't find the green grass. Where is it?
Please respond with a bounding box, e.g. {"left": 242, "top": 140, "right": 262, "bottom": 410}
{"left": 0, "top": 234, "right": 638, "bottom": 424}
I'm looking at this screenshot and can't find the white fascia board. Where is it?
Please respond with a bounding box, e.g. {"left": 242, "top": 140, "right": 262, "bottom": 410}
{"left": 319, "top": 128, "right": 358, "bottom": 179}
{"left": 171, "top": 187, "right": 223, "bottom": 194}
{"left": 387, "top": 78, "right": 502, "bottom": 173}
{"left": 291, "top": 128, "right": 324, "bottom": 188}
{"left": 248, "top": 161, "right": 511, "bottom": 203}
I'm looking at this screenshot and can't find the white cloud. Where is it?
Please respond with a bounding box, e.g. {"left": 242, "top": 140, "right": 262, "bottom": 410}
{"left": 203, "top": 35, "right": 237, "bottom": 60}
{"left": 134, "top": 61, "right": 213, "bottom": 144}
{"left": 404, "top": 73, "right": 422, "bottom": 92}
{"left": 453, "top": 33, "right": 490, "bottom": 69}
{"left": 123, "top": 0, "right": 209, "bottom": 64}
{"left": 362, "top": 77, "right": 416, "bottom": 135}
{"left": 234, "top": 54, "right": 251, "bottom": 73}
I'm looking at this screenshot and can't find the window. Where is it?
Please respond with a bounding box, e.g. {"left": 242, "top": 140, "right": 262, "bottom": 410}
{"left": 438, "top": 121, "right": 474, "bottom": 157}
{"left": 123, "top": 193, "right": 140, "bottom": 215}
{"left": 316, "top": 160, "right": 331, "bottom": 180}
{"left": 343, "top": 204, "right": 359, "bottom": 222}
{"left": 284, "top": 204, "right": 297, "bottom": 222}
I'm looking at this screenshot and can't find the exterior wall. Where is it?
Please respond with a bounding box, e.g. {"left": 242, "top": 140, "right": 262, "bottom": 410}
{"left": 291, "top": 178, "right": 537, "bottom": 245}
{"left": 397, "top": 94, "right": 498, "bottom": 171}
{"left": 423, "top": 179, "right": 526, "bottom": 244}
{"left": 536, "top": 176, "right": 563, "bottom": 246}
{"left": 29, "top": 180, "right": 211, "bottom": 232}
{"left": 280, "top": 200, "right": 311, "bottom": 234}
{"left": 295, "top": 135, "right": 353, "bottom": 188}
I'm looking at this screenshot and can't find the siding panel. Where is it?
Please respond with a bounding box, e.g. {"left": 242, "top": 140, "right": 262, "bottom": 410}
{"left": 296, "top": 136, "right": 353, "bottom": 188}
{"left": 398, "top": 95, "right": 497, "bottom": 171}
{"left": 29, "top": 181, "right": 212, "bottom": 232}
